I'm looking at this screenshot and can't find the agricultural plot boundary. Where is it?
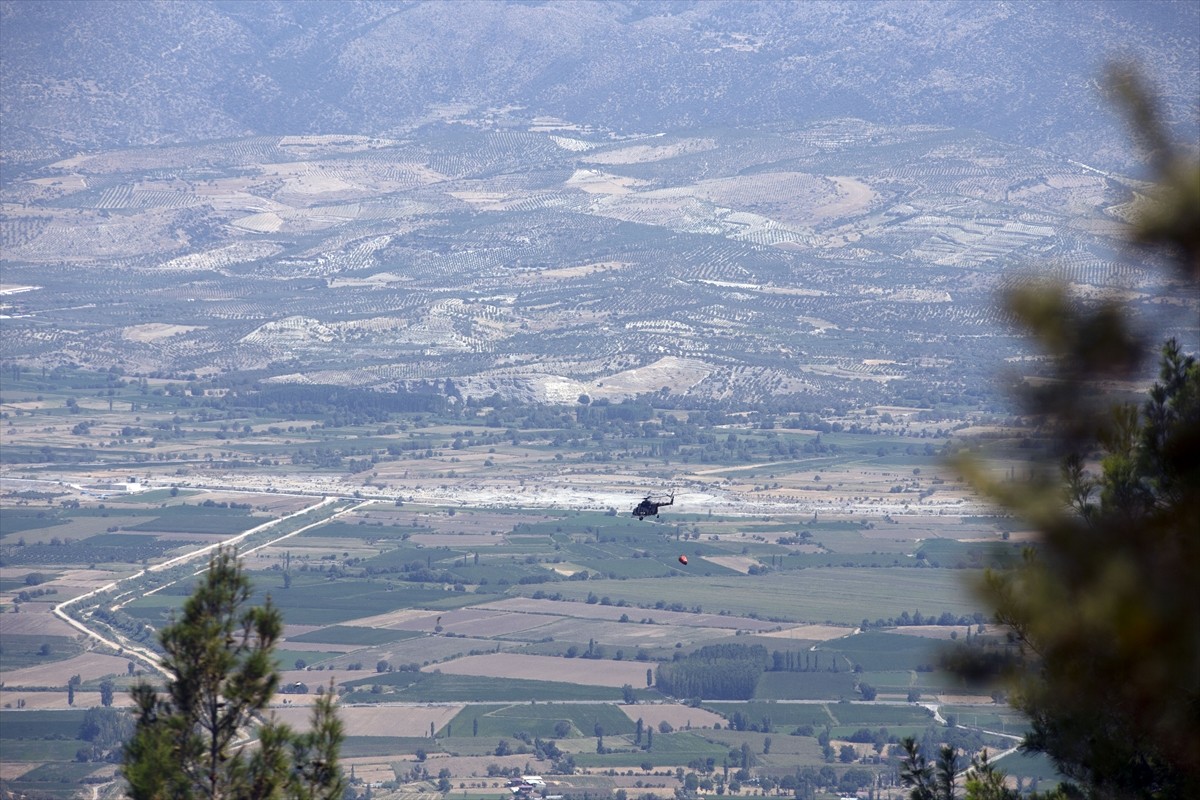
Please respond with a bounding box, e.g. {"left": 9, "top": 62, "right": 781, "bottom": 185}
{"left": 52, "top": 497, "right": 359, "bottom": 673}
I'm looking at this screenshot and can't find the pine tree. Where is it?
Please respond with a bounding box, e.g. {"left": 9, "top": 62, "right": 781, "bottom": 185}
{"left": 899, "top": 738, "right": 933, "bottom": 800}
{"left": 962, "top": 750, "right": 1019, "bottom": 800}
{"left": 286, "top": 684, "right": 346, "bottom": 800}
{"left": 123, "top": 547, "right": 344, "bottom": 799}
{"left": 947, "top": 67, "right": 1200, "bottom": 798}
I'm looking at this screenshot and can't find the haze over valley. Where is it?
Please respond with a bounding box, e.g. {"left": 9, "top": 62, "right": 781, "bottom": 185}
{"left": 1, "top": 3, "right": 1197, "bottom": 799}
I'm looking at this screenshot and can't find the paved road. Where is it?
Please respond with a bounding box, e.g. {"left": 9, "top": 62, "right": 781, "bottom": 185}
{"left": 52, "top": 495, "right": 350, "bottom": 675}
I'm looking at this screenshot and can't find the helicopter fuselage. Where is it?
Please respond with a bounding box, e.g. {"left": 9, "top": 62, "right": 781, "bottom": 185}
{"left": 632, "top": 494, "right": 673, "bottom": 520}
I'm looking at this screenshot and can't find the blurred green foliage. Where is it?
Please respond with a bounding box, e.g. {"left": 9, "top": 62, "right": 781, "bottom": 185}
{"left": 949, "top": 67, "right": 1200, "bottom": 799}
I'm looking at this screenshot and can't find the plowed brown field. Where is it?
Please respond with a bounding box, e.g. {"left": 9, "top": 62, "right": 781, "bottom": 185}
{"left": 424, "top": 653, "right": 651, "bottom": 687}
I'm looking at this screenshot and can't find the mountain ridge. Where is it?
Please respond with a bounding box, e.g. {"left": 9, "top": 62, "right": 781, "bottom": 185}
{"left": 3, "top": 0, "right": 1196, "bottom": 169}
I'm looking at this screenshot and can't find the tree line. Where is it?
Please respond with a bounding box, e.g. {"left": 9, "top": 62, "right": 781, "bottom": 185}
{"left": 654, "top": 644, "right": 767, "bottom": 700}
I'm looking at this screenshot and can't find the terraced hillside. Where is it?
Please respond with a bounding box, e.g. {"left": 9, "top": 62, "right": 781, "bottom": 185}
{"left": 4, "top": 120, "right": 1191, "bottom": 413}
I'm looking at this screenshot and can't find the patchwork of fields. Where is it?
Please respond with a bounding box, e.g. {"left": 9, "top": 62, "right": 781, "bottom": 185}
{"left": 0, "top": 367, "right": 1059, "bottom": 796}
{"left": 4, "top": 7, "right": 1189, "bottom": 793}
{"left": 0, "top": 475, "right": 1038, "bottom": 798}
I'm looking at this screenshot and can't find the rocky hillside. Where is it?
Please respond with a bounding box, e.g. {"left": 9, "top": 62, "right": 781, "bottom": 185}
{"left": 3, "top": 0, "right": 1196, "bottom": 169}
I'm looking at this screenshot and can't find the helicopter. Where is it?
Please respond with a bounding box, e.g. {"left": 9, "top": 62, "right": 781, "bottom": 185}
{"left": 632, "top": 491, "right": 674, "bottom": 520}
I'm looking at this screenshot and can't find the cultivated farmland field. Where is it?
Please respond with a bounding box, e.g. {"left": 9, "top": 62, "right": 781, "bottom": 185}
{"left": 423, "top": 653, "right": 653, "bottom": 688}
{"left": 0, "top": 435, "right": 1032, "bottom": 798}
{"left": 511, "top": 568, "right": 985, "bottom": 626}
{"left": 272, "top": 704, "right": 464, "bottom": 738}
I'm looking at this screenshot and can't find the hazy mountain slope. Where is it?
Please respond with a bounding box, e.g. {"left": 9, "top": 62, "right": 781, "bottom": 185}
{"left": 3, "top": 0, "right": 1195, "bottom": 168}
{"left": 5, "top": 119, "right": 1194, "bottom": 410}
{"left": 2, "top": 2, "right": 1196, "bottom": 411}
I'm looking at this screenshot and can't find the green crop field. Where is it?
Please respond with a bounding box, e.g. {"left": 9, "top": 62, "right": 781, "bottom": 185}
{"left": 854, "top": 671, "right": 922, "bottom": 695}
{"left": 776, "top": 553, "right": 907, "bottom": 569}
{"left": 572, "top": 731, "right": 730, "bottom": 768}
{"left": 519, "top": 568, "right": 986, "bottom": 625}
{"left": 431, "top": 736, "right": 506, "bottom": 756}
{"left": 5, "top": 536, "right": 179, "bottom": 566}
{"left": 339, "top": 736, "right": 437, "bottom": 758}
{"left": 1, "top": 762, "right": 105, "bottom": 800}
{"left": 359, "top": 545, "right": 461, "bottom": 568}
{"left": 446, "top": 705, "right": 619, "bottom": 743}
{"left": 939, "top": 704, "right": 1027, "bottom": 731}
{"left": 274, "top": 649, "right": 345, "bottom": 669}
{"left": 121, "top": 593, "right": 189, "bottom": 621}
{"left": 824, "top": 703, "right": 934, "bottom": 726}
{"left": 701, "top": 702, "right": 831, "bottom": 729}
{"left": 508, "top": 535, "right": 555, "bottom": 545}
{"left": 443, "top": 702, "right": 636, "bottom": 739}
{"left": 344, "top": 673, "right": 625, "bottom": 702}
{"left": 246, "top": 573, "right": 480, "bottom": 625}
{"left": 79, "top": 532, "right": 171, "bottom": 548}
{"left": 0, "top": 509, "right": 70, "bottom": 536}
{"left": 0, "top": 634, "right": 86, "bottom": 670}
{"left": 818, "top": 631, "right": 949, "bottom": 671}
{"left": 0, "top": 738, "right": 85, "bottom": 762}
{"left": 298, "top": 520, "right": 418, "bottom": 540}
{"left": 125, "top": 506, "right": 260, "bottom": 534}
{"left": 0, "top": 710, "right": 88, "bottom": 740}
{"left": 914, "top": 538, "right": 1023, "bottom": 569}
{"left": 753, "top": 671, "right": 858, "bottom": 701}
{"left": 286, "top": 625, "right": 424, "bottom": 646}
